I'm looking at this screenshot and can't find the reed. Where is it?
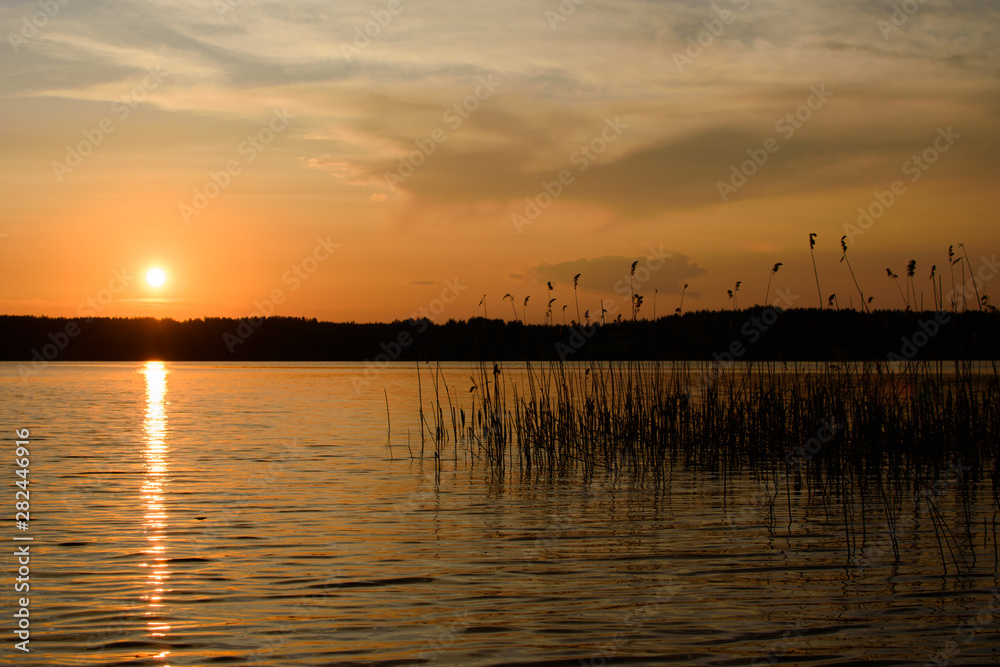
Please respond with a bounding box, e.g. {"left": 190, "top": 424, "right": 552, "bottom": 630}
{"left": 958, "top": 244, "right": 982, "bottom": 310}
{"left": 411, "top": 358, "right": 1000, "bottom": 573}
{"left": 546, "top": 282, "right": 555, "bottom": 324}
{"left": 809, "top": 233, "right": 823, "bottom": 308}
{"left": 503, "top": 293, "right": 518, "bottom": 322}
{"left": 676, "top": 283, "right": 688, "bottom": 315}
{"left": 929, "top": 265, "right": 938, "bottom": 310}
{"left": 949, "top": 245, "right": 958, "bottom": 312}
{"left": 764, "top": 262, "right": 782, "bottom": 305}
{"left": 573, "top": 273, "right": 582, "bottom": 325}
{"left": 630, "top": 261, "right": 638, "bottom": 321}
{"left": 906, "top": 259, "right": 917, "bottom": 310}
{"left": 887, "top": 268, "right": 906, "bottom": 309}
{"left": 841, "top": 236, "right": 868, "bottom": 312}
{"left": 422, "top": 359, "right": 998, "bottom": 475}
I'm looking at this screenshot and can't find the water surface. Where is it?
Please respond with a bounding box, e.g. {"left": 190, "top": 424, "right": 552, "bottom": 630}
{"left": 2, "top": 362, "right": 998, "bottom": 666}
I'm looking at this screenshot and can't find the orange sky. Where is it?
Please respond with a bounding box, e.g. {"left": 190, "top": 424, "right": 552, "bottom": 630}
{"left": 1, "top": 0, "right": 998, "bottom": 323}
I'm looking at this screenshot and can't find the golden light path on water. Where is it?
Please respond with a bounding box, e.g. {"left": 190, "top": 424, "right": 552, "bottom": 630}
{"left": 140, "top": 362, "right": 171, "bottom": 665}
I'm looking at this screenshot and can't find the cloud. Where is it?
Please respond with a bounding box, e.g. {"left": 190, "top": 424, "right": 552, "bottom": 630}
{"left": 2, "top": 0, "right": 999, "bottom": 319}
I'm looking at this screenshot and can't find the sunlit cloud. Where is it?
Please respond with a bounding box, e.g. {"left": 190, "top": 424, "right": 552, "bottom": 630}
{"left": 0, "top": 0, "right": 998, "bottom": 317}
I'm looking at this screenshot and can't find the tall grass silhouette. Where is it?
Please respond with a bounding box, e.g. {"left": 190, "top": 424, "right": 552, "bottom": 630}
{"left": 906, "top": 259, "right": 917, "bottom": 310}
{"left": 810, "top": 233, "right": 823, "bottom": 308}
{"left": 765, "top": 262, "right": 782, "bottom": 305}
{"left": 887, "top": 268, "right": 906, "bottom": 309}
{"left": 676, "top": 283, "right": 688, "bottom": 315}
{"left": 573, "top": 273, "right": 582, "bottom": 324}
{"left": 958, "top": 243, "right": 981, "bottom": 311}
{"left": 630, "top": 261, "right": 638, "bottom": 321}
{"left": 412, "top": 358, "right": 1000, "bottom": 574}
{"left": 841, "top": 236, "right": 868, "bottom": 312}
{"left": 503, "top": 293, "right": 518, "bottom": 322}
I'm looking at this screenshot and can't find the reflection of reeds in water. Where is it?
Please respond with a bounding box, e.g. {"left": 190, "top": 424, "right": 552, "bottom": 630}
{"left": 413, "top": 359, "right": 1000, "bottom": 573}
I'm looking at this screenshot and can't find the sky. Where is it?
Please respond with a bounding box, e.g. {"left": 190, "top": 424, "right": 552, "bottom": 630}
{"left": 1, "top": 0, "right": 998, "bottom": 323}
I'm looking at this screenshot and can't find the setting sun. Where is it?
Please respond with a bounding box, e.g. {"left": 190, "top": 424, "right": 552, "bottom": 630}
{"left": 146, "top": 268, "right": 166, "bottom": 288}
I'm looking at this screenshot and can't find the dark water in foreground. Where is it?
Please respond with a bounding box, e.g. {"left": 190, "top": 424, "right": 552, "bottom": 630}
{"left": 1, "top": 362, "right": 998, "bottom": 666}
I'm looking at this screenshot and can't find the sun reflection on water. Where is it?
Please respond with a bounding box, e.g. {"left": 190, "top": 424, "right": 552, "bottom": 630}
{"left": 140, "top": 362, "right": 171, "bottom": 664}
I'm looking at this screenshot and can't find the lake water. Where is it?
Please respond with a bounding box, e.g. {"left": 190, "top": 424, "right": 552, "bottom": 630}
{"left": 1, "top": 362, "right": 998, "bottom": 666}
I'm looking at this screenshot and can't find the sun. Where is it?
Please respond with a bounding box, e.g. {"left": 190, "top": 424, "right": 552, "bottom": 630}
{"left": 146, "top": 268, "right": 166, "bottom": 288}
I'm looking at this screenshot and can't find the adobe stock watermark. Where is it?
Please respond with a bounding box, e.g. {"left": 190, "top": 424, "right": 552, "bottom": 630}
{"left": 946, "top": 254, "right": 1000, "bottom": 311}
{"left": 241, "top": 565, "right": 349, "bottom": 664}
{"left": 751, "top": 620, "right": 810, "bottom": 666}
{"left": 712, "top": 289, "right": 799, "bottom": 364}
{"left": 555, "top": 246, "right": 672, "bottom": 359}
{"left": 383, "top": 76, "right": 501, "bottom": 194}
{"left": 922, "top": 586, "right": 1000, "bottom": 666}
{"left": 784, "top": 419, "right": 843, "bottom": 470}
{"left": 886, "top": 311, "right": 952, "bottom": 361}
{"left": 886, "top": 254, "right": 998, "bottom": 359}
{"left": 518, "top": 508, "right": 583, "bottom": 561}
{"left": 180, "top": 107, "right": 295, "bottom": 223}
{"left": 339, "top": 0, "right": 413, "bottom": 62}
{"left": 842, "top": 126, "right": 959, "bottom": 245}
{"left": 856, "top": 458, "right": 970, "bottom": 571}
{"left": 52, "top": 66, "right": 165, "bottom": 183}
{"left": 191, "top": 440, "right": 312, "bottom": 558}
{"left": 7, "top": 0, "right": 71, "bottom": 54}
{"left": 411, "top": 611, "right": 476, "bottom": 664}
{"left": 717, "top": 84, "right": 833, "bottom": 202}
{"left": 351, "top": 278, "right": 467, "bottom": 394}
{"left": 609, "top": 246, "right": 672, "bottom": 316}
{"left": 222, "top": 236, "right": 339, "bottom": 352}
{"left": 579, "top": 577, "right": 679, "bottom": 666}
{"left": 16, "top": 268, "right": 135, "bottom": 378}
{"left": 511, "top": 117, "right": 628, "bottom": 234}
{"left": 878, "top": 0, "right": 929, "bottom": 40}
{"left": 725, "top": 414, "right": 841, "bottom": 530}
{"left": 673, "top": 0, "right": 751, "bottom": 73}
{"left": 545, "top": 0, "right": 587, "bottom": 30}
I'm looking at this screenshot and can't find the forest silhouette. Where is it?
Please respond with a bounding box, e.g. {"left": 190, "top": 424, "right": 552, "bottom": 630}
{"left": 1, "top": 309, "right": 998, "bottom": 363}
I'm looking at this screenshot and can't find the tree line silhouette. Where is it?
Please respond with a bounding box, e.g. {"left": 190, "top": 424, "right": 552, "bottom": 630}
{"left": 1, "top": 309, "right": 998, "bottom": 362}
